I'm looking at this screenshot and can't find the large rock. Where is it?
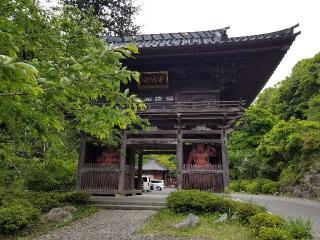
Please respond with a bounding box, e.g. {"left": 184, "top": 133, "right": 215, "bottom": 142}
{"left": 215, "top": 213, "right": 228, "bottom": 222}
{"left": 293, "top": 188, "right": 302, "bottom": 198}
{"left": 41, "top": 206, "right": 76, "bottom": 223}
{"left": 301, "top": 191, "right": 311, "bottom": 199}
{"left": 172, "top": 214, "right": 199, "bottom": 229}
{"left": 312, "top": 187, "right": 320, "bottom": 198}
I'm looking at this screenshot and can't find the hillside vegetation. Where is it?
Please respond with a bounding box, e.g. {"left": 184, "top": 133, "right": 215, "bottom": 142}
{"left": 229, "top": 52, "right": 320, "bottom": 196}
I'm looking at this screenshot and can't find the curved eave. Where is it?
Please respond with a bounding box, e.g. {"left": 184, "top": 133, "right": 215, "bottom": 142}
{"left": 107, "top": 25, "right": 300, "bottom": 57}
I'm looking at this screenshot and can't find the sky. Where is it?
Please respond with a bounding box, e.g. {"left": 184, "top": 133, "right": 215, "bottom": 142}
{"left": 42, "top": 0, "right": 320, "bottom": 89}
{"left": 134, "top": 0, "right": 320, "bottom": 89}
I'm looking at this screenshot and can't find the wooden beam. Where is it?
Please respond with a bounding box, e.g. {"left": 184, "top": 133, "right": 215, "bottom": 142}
{"left": 118, "top": 130, "right": 127, "bottom": 193}
{"left": 181, "top": 170, "right": 224, "bottom": 174}
{"left": 127, "top": 130, "right": 177, "bottom": 135}
{"left": 128, "top": 138, "right": 177, "bottom": 145}
{"left": 137, "top": 152, "right": 143, "bottom": 191}
{"left": 176, "top": 128, "right": 183, "bottom": 190}
{"left": 181, "top": 139, "right": 222, "bottom": 144}
{"left": 221, "top": 130, "right": 230, "bottom": 189}
{"left": 142, "top": 150, "right": 176, "bottom": 155}
{"left": 76, "top": 133, "right": 87, "bottom": 191}
{"left": 181, "top": 129, "right": 223, "bottom": 134}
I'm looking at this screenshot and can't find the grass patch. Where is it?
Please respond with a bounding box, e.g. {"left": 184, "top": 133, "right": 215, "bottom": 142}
{"left": 139, "top": 209, "right": 254, "bottom": 240}
{"left": 1, "top": 205, "right": 97, "bottom": 240}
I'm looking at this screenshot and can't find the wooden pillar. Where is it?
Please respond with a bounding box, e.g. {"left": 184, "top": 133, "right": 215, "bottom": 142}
{"left": 118, "top": 130, "right": 127, "bottom": 193}
{"left": 76, "top": 133, "right": 86, "bottom": 191}
{"left": 137, "top": 151, "right": 143, "bottom": 190}
{"left": 130, "top": 148, "right": 136, "bottom": 191}
{"left": 176, "top": 128, "right": 183, "bottom": 190}
{"left": 221, "top": 129, "right": 230, "bottom": 189}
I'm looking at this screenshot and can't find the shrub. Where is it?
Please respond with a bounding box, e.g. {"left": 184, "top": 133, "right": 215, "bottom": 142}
{"left": 258, "top": 227, "right": 293, "bottom": 240}
{"left": 250, "top": 212, "right": 285, "bottom": 235}
{"left": 236, "top": 202, "right": 263, "bottom": 224}
{"left": 32, "top": 192, "right": 62, "bottom": 213}
{"left": 262, "top": 182, "right": 280, "bottom": 194}
{"left": 285, "top": 218, "right": 313, "bottom": 240}
{"left": 239, "top": 179, "right": 252, "bottom": 191}
{"left": 61, "top": 192, "right": 90, "bottom": 205}
{"left": 229, "top": 180, "right": 241, "bottom": 192}
{"left": 167, "top": 190, "right": 236, "bottom": 214}
{"left": 0, "top": 200, "right": 40, "bottom": 234}
{"left": 25, "top": 158, "right": 76, "bottom": 192}
{"left": 246, "top": 181, "right": 261, "bottom": 194}
{"left": 246, "top": 179, "right": 273, "bottom": 194}
{"left": 167, "top": 190, "right": 215, "bottom": 213}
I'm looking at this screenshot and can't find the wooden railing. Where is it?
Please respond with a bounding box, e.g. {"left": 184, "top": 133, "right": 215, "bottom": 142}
{"left": 79, "top": 163, "right": 135, "bottom": 193}
{"left": 182, "top": 163, "right": 223, "bottom": 173}
{"left": 181, "top": 164, "right": 224, "bottom": 192}
{"left": 140, "top": 100, "right": 245, "bottom": 113}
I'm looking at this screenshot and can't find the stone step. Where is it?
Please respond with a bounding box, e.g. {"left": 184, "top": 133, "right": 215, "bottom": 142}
{"left": 91, "top": 200, "right": 167, "bottom": 206}
{"left": 93, "top": 204, "right": 165, "bottom": 210}
{"left": 90, "top": 197, "right": 167, "bottom": 203}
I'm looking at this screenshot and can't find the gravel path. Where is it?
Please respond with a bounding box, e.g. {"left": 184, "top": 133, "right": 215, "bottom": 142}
{"left": 37, "top": 210, "right": 156, "bottom": 240}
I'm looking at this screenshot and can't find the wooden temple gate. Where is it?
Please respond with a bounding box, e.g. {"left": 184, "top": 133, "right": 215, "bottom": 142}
{"left": 76, "top": 25, "right": 298, "bottom": 195}
{"left": 76, "top": 100, "right": 244, "bottom": 194}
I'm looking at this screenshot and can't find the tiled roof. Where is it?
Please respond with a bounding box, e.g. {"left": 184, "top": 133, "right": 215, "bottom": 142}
{"left": 104, "top": 25, "right": 300, "bottom": 50}
{"left": 142, "top": 159, "right": 168, "bottom": 171}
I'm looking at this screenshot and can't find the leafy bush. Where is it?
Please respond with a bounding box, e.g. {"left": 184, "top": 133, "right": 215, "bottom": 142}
{"left": 239, "top": 179, "right": 252, "bottom": 191}
{"left": 246, "top": 179, "right": 273, "bottom": 194}
{"left": 285, "top": 218, "right": 313, "bottom": 240}
{"left": 236, "top": 202, "right": 263, "bottom": 224}
{"left": 262, "top": 182, "right": 280, "bottom": 194}
{"left": 167, "top": 190, "right": 237, "bottom": 214}
{"left": 250, "top": 212, "right": 285, "bottom": 235}
{"left": 258, "top": 227, "right": 293, "bottom": 240}
{"left": 32, "top": 192, "right": 62, "bottom": 213}
{"left": 25, "top": 158, "right": 77, "bottom": 192}
{"left": 246, "top": 181, "right": 261, "bottom": 194}
{"left": 167, "top": 190, "right": 215, "bottom": 213}
{"left": 61, "top": 192, "right": 90, "bottom": 205}
{"left": 229, "top": 180, "right": 241, "bottom": 192}
{"left": 0, "top": 200, "right": 40, "bottom": 234}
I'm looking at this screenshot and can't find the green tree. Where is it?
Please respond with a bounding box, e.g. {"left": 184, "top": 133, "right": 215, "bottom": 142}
{"left": 0, "top": 0, "right": 144, "bottom": 190}
{"left": 63, "top": 0, "right": 140, "bottom": 36}
{"left": 228, "top": 106, "right": 278, "bottom": 179}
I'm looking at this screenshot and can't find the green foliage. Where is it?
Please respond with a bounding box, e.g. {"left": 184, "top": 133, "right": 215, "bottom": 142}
{"left": 32, "top": 192, "right": 61, "bottom": 213}
{"left": 245, "top": 179, "right": 272, "bottom": 194}
{"left": 262, "top": 182, "right": 280, "bottom": 194}
{"left": 229, "top": 52, "right": 320, "bottom": 189}
{"left": 258, "top": 227, "right": 293, "bottom": 240}
{"left": 0, "top": 200, "right": 40, "bottom": 234}
{"left": 240, "top": 179, "right": 252, "bottom": 191}
{"left": 236, "top": 202, "right": 263, "bottom": 224}
{"left": 250, "top": 212, "right": 285, "bottom": 235}
{"left": 25, "top": 158, "right": 77, "bottom": 192}
{"left": 285, "top": 218, "right": 313, "bottom": 240}
{"left": 64, "top": 0, "right": 140, "bottom": 36}
{"left": 228, "top": 107, "right": 278, "bottom": 179}
{"left": 229, "top": 180, "right": 241, "bottom": 192}
{"left": 61, "top": 192, "right": 90, "bottom": 205}
{"left": 167, "top": 190, "right": 237, "bottom": 215}
{"left": 0, "top": 0, "right": 146, "bottom": 193}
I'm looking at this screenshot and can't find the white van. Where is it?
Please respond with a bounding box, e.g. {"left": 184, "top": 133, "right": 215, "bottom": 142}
{"left": 151, "top": 179, "right": 165, "bottom": 191}
{"left": 142, "top": 175, "right": 152, "bottom": 191}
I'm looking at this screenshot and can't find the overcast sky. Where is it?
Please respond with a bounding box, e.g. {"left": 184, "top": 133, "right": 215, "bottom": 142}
{"left": 134, "top": 0, "right": 320, "bottom": 89}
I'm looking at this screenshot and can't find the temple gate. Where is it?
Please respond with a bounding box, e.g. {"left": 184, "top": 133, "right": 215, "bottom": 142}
{"left": 76, "top": 25, "right": 299, "bottom": 195}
